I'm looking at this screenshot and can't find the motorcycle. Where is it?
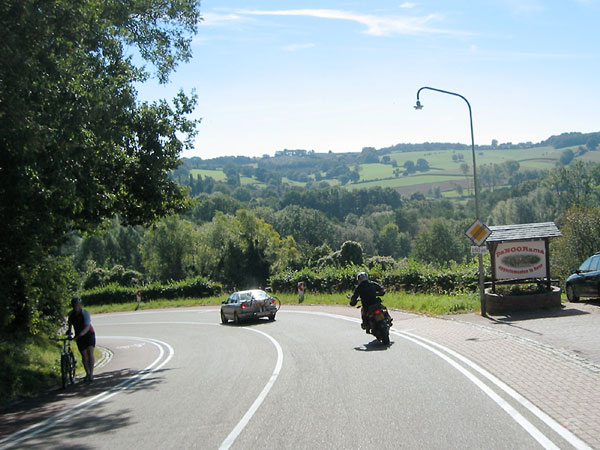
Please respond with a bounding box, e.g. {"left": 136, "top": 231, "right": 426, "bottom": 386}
{"left": 348, "top": 295, "right": 392, "bottom": 345}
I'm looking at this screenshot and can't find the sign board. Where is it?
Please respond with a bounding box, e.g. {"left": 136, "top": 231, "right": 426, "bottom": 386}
{"left": 465, "top": 219, "right": 491, "bottom": 246}
{"left": 471, "top": 246, "right": 487, "bottom": 255}
{"left": 494, "top": 240, "right": 546, "bottom": 280}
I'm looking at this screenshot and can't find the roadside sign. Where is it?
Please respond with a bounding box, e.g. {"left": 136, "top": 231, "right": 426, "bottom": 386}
{"left": 471, "top": 246, "right": 487, "bottom": 255}
{"left": 465, "top": 219, "right": 491, "bottom": 246}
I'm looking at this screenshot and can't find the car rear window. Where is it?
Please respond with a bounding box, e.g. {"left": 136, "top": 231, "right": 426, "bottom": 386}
{"left": 249, "top": 290, "right": 269, "bottom": 300}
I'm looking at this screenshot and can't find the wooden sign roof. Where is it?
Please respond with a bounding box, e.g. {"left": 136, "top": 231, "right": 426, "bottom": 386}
{"left": 487, "top": 222, "right": 562, "bottom": 243}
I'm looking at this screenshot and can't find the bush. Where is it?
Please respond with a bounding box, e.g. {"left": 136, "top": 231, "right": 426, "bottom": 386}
{"left": 269, "top": 260, "right": 478, "bottom": 294}
{"left": 81, "top": 276, "right": 222, "bottom": 305}
{"left": 83, "top": 265, "right": 144, "bottom": 289}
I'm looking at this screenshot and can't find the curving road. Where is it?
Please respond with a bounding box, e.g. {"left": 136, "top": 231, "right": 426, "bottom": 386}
{"left": 1, "top": 305, "right": 589, "bottom": 449}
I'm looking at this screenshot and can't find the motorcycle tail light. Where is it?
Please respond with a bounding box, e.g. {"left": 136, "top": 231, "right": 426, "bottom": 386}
{"left": 374, "top": 309, "right": 381, "bottom": 315}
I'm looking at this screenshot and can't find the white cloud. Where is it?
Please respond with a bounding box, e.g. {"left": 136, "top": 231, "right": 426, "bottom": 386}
{"left": 235, "top": 8, "right": 453, "bottom": 36}
{"left": 202, "top": 12, "right": 249, "bottom": 27}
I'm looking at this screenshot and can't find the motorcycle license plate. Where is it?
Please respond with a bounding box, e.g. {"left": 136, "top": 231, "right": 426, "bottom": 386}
{"left": 374, "top": 312, "right": 385, "bottom": 321}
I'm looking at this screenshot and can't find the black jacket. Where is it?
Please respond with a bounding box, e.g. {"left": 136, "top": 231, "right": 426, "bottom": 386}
{"left": 350, "top": 281, "right": 385, "bottom": 307}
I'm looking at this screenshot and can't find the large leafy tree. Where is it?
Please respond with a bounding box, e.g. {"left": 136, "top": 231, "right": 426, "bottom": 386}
{"left": 0, "top": 0, "right": 201, "bottom": 339}
{"left": 197, "top": 210, "right": 299, "bottom": 289}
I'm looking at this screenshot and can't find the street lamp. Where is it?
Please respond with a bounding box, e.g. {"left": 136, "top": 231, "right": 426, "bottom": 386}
{"left": 414, "top": 86, "right": 486, "bottom": 316}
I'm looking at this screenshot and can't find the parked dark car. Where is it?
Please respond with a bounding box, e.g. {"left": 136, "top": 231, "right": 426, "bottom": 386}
{"left": 565, "top": 252, "right": 600, "bottom": 302}
{"left": 220, "top": 289, "right": 278, "bottom": 324}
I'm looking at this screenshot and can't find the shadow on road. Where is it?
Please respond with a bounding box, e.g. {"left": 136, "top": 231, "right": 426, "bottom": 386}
{"left": 488, "top": 305, "right": 589, "bottom": 324}
{"left": 354, "top": 340, "right": 394, "bottom": 352}
{"left": 0, "top": 367, "right": 170, "bottom": 441}
{"left": 220, "top": 317, "right": 277, "bottom": 328}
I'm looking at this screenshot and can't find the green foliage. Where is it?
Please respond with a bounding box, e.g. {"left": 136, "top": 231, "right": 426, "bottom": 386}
{"left": 551, "top": 206, "right": 600, "bottom": 282}
{"left": 81, "top": 276, "right": 222, "bottom": 306}
{"left": 411, "top": 219, "right": 464, "bottom": 266}
{"left": 83, "top": 264, "right": 144, "bottom": 289}
{"left": 269, "top": 260, "right": 478, "bottom": 295}
{"left": 0, "top": 336, "right": 59, "bottom": 406}
{"left": 140, "top": 216, "right": 200, "bottom": 282}
{"left": 197, "top": 210, "right": 300, "bottom": 289}
{"left": 0, "top": 0, "right": 201, "bottom": 341}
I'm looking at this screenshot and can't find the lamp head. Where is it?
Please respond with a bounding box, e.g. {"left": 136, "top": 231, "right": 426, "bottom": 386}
{"left": 414, "top": 100, "right": 423, "bottom": 110}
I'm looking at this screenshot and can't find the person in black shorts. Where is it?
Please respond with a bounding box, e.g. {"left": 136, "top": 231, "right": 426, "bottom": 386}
{"left": 67, "top": 297, "right": 96, "bottom": 382}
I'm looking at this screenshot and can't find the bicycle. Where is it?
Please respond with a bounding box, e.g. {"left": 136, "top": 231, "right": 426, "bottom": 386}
{"left": 51, "top": 336, "right": 77, "bottom": 388}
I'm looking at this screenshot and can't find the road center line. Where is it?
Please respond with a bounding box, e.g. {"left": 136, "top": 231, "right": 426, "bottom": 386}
{"left": 219, "top": 327, "right": 284, "bottom": 450}
{"left": 78, "top": 319, "right": 284, "bottom": 450}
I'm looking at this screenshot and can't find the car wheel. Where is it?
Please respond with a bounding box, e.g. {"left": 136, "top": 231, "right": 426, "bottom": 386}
{"left": 234, "top": 312, "right": 240, "bottom": 325}
{"left": 221, "top": 311, "right": 229, "bottom": 324}
{"left": 268, "top": 313, "right": 276, "bottom": 321}
{"left": 566, "top": 284, "right": 579, "bottom": 302}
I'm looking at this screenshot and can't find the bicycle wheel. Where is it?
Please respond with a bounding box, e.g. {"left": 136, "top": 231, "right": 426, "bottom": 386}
{"left": 68, "top": 350, "right": 77, "bottom": 384}
{"left": 60, "top": 354, "right": 68, "bottom": 389}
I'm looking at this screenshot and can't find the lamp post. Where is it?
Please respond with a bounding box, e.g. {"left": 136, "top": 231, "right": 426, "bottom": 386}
{"left": 414, "top": 86, "right": 486, "bottom": 316}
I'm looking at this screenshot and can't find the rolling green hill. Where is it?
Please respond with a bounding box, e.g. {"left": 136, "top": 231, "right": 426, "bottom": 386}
{"left": 181, "top": 138, "right": 596, "bottom": 196}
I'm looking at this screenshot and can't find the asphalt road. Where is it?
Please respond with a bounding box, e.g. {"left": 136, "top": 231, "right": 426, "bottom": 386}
{"left": 1, "top": 306, "right": 586, "bottom": 449}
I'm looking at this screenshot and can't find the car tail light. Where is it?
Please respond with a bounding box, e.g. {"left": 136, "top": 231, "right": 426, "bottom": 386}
{"left": 241, "top": 302, "right": 249, "bottom": 309}
{"left": 270, "top": 299, "right": 276, "bottom": 305}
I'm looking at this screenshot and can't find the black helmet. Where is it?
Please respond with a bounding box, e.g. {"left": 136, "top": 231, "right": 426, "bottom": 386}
{"left": 357, "top": 272, "right": 368, "bottom": 283}
{"left": 71, "top": 297, "right": 82, "bottom": 307}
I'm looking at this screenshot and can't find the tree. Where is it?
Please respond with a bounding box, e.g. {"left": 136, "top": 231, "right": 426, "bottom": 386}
{"left": 377, "top": 223, "right": 408, "bottom": 258}
{"left": 416, "top": 158, "right": 430, "bottom": 172}
{"left": 403, "top": 160, "right": 416, "bottom": 173}
{"left": 140, "top": 216, "right": 199, "bottom": 282}
{"left": 552, "top": 206, "right": 600, "bottom": 282}
{"left": 0, "top": 0, "right": 201, "bottom": 341}
{"left": 559, "top": 149, "right": 575, "bottom": 165}
{"left": 197, "top": 210, "right": 299, "bottom": 289}
{"left": 412, "top": 219, "right": 463, "bottom": 266}
{"left": 272, "top": 205, "right": 334, "bottom": 250}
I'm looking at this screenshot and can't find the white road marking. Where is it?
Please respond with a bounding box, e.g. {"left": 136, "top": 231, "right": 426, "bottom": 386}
{"left": 218, "top": 327, "right": 284, "bottom": 450}
{"left": 0, "top": 337, "right": 174, "bottom": 450}
{"left": 283, "top": 310, "right": 590, "bottom": 450}
{"left": 91, "top": 319, "right": 285, "bottom": 450}
{"left": 397, "top": 330, "right": 592, "bottom": 450}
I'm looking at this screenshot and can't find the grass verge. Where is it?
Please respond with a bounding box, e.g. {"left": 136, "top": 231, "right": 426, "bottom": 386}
{"left": 85, "top": 291, "right": 482, "bottom": 316}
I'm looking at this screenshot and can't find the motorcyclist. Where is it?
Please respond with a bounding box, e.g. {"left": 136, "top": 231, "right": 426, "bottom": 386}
{"left": 349, "top": 272, "right": 388, "bottom": 333}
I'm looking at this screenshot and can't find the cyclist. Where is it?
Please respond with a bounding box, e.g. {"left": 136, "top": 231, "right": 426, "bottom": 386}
{"left": 67, "top": 297, "right": 96, "bottom": 382}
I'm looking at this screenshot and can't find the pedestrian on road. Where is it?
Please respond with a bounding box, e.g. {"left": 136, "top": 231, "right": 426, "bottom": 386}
{"left": 67, "top": 297, "right": 96, "bottom": 382}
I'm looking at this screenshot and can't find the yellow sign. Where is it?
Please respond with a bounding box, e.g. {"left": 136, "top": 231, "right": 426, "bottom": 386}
{"left": 466, "top": 220, "right": 491, "bottom": 246}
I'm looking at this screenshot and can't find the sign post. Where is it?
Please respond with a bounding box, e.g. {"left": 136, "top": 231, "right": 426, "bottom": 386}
{"left": 465, "top": 219, "right": 491, "bottom": 316}
{"left": 298, "top": 282, "right": 305, "bottom": 303}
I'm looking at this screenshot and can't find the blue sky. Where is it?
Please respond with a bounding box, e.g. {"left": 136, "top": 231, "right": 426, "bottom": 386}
{"left": 137, "top": 0, "right": 600, "bottom": 159}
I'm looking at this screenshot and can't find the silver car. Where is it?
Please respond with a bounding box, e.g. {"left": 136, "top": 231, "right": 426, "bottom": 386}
{"left": 220, "top": 289, "right": 279, "bottom": 324}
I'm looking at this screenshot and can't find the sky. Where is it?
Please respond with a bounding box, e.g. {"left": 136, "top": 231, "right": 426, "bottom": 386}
{"left": 136, "top": 0, "right": 600, "bottom": 159}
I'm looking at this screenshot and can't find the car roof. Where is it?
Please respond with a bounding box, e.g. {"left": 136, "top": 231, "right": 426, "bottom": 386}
{"left": 235, "top": 289, "right": 266, "bottom": 295}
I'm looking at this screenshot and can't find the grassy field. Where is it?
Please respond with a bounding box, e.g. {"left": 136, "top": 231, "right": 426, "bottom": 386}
{"left": 188, "top": 145, "right": 582, "bottom": 194}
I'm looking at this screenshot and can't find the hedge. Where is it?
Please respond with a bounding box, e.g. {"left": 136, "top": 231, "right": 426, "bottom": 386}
{"left": 269, "top": 260, "right": 479, "bottom": 294}
{"left": 81, "top": 276, "right": 222, "bottom": 306}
